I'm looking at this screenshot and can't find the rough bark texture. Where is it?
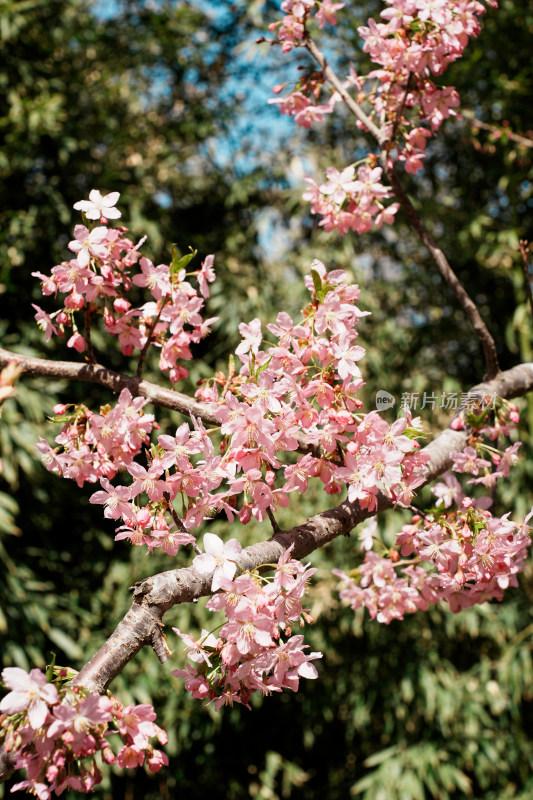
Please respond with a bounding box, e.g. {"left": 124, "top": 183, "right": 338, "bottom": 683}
{"left": 0, "top": 347, "right": 220, "bottom": 425}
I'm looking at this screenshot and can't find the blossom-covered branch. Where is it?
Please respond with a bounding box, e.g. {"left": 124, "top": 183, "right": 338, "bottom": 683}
{"left": 61, "top": 359, "right": 533, "bottom": 699}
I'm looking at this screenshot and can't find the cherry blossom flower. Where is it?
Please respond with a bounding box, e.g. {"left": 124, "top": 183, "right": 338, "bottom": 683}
{"left": 0, "top": 667, "right": 58, "bottom": 729}
{"left": 68, "top": 225, "right": 108, "bottom": 268}
{"left": 173, "top": 628, "right": 219, "bottom": 666}
{"left": 197, "top": 254, "right": 216, "bottom": 298}
{"left": 74, "top": 190, "right": 121, "bottom": 221}
{"left": 235, "top": 318, "right": 263, "bottom": 358}
{"left": 193, "top": 533, "right": 243, "bottom": 590}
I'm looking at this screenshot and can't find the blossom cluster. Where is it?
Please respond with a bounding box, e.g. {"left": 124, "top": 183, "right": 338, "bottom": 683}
{"left": 0, "top": 666, "right": 168, "bottom": 798}
{"left": 268, "top": 0, "right": 345, "bottom": 53}
{"left": 34, "top": 197, "right": 427, "bottom": 555}
{"left": 268, "top": 0, "right": 498, "bottom": 234}
{"left": 35, "top": 389, "right": 155, "bottom": 487}
{"left": 357, "top": 0, "right": 495, "bottom": 164}
{"left": 173, "top": 539, "right": 321, "bottom": 708}
{"left": 32, "top": 191, "right": 217, "bottom": 382}
{"left": 335, "top": 502, "right": 531, "bottom": 622}
{"left": 334, "top": 400, "right": 531, "bottom": 622}
{"left": 301, "top": 164, "right": 400, "bottom": 235}
{"left": 81, "top": 256, "right": 427, "bottom": 553}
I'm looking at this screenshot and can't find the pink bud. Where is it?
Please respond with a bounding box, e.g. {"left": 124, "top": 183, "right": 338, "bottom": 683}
{"left": 67, "top": 332, "right": 86, "bottom": 353}
{"left": 239, "top": 505, "right": 252, "bottom": 524}
{"left": 65, "top": 292, "right": 85, "bottom": 310}
{"left": 102, "top": 747, "right": 116, "bottom": 764}
{"left": 265, "top": 470, "right": 275, "bottom": 486}
{"left": 147, "top": 749, "right": 168, "bottom": 772}
{"left": 454, "top": 567, "right": 466, "bottom": 586}
{"left": 53, "top": 404, "right": 68, "bottom": 415}
{"left": 450, "top": 416, "right": 464, "bottom": 430}
{"left": 114, "top": 297, "right": 131, "bottom": 314}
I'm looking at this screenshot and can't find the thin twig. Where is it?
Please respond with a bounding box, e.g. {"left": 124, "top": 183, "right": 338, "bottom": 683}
{"left": 518, "top": 240, "right": 533, "bottom": 323}
{"left": 462, "top": 110, "right": 533, "bottom": 149}
{"left": 163, "top": 491, "right": 202, "bottom": 555}
{"left": 84, "top": 305, "right": 97, "bottom": 365}
{"left": 266, "top": 506, "right": 283, "bottom": 535}
{"left": 136, "top": 297, "right": 168, "bottom": 379}
{"left": 384, "top": 167, "right": 500, "bottom": 378}
{"left": 391, "top": 72, "right": 413, "bottom": 142}
{"left": 303, "top": 34, "right": 386, "bottom": 145}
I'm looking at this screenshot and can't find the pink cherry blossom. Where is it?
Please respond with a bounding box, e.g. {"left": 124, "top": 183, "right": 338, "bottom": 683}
{"left": 193, "top": 533, "right": 243, "bottom": 590}
{"left": 0, "top": 667, "right": 58, "bottom": 729}
{"left": 68, "top": 225, "right": 108, "bottom": 268}
{"left": 74, "top": 190, "right": 121, "bottom": 221}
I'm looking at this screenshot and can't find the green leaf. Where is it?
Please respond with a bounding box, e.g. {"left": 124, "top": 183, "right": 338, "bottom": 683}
{"left": 170, "top": 244, "right": 197, "bottom": 275}
{"left": 45, "top": 651, "right": 57, "bottom": 682}
{"left": 311, "top": 268, "right": 322, "bottom": 296}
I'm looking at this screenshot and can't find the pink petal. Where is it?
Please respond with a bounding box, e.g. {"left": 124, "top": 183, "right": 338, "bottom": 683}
{"left": 203, "top": 532, "right": 224, "bottom": 556}
{"left": 28, "top": 698, "right": 48, "bottom": 729}
{"left": 1, "top": 666, "right": 31, "bottom": 691}
{"left": 193, "top": 552, "right": 216, "bottom": 575}
{"left": 0, "top": 690, "right": 28, "bottom": 714}
{"left": 297, "top": 662, "right": 318, "bottom": 679}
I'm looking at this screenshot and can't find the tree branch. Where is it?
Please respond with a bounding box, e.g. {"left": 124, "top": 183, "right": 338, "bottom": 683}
{"left": 384, "top": 167, "right": 501, "bottom": 379}
{"left": 0, "top": 347, "right": 317, "bottom": 455}
{"left": 69, "top": 362, "right": 533, "bottom": 695}
{"left": 0, "top": 346, "right": 220, "bottom": 425}
{"left": 303, "top": 35, "right": 386, "bottom": 145}
{"left": 461, "top": 109, "right": 533, "bottom": 150}
{"left": 1, "top": 362, "right": 532, "bottom": 782}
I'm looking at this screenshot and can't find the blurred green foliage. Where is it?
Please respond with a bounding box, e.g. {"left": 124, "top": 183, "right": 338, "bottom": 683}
{"left": 1, "top": 0, "right": 533, "bottom": 798}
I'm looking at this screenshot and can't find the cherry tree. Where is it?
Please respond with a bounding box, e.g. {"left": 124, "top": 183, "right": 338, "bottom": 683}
{"left": 1, "top": 0, "right": 532, "bottom": 795}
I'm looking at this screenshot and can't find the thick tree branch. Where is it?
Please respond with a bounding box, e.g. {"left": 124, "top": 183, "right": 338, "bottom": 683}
{"left": 0, "top": 347, "right": 317, "bottom": 455}
{"left": 0, "top": 347, "right": 220, "bottom": 425}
